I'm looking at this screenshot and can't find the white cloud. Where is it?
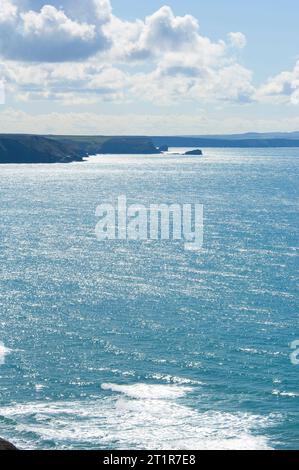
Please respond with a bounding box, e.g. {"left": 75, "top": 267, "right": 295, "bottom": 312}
{"left": 2, "top": 107, "right": 299, "bottom": 135}
{"left": 228, "top": 32, "right": 247, "bottom": 49}
{"left": 0, "top": 1, "right": 255, "bottom": 106}
{"left": 105, "top": 7, "right": 254, "bottom": 105}
{"left": 0, "top": 0, "right": 111, "bottom": 61}
{"left": 1, "top": 61, "right": 129, "bottom": 104}
{"left": 0, "top": 2, "right": 297, "bottom": 134}
{"left": 0, "top": 0, "right": 17, "bottom": 22}
{"left": 258, "top": 60, "right": 299, "bottom": 104}
{"left": 21, "top": 6, "right": 96, "bottom": 40}
{"left": 15, "top": 0, "right": 112, "bottom": 23}
{"left": 131, "top": 62, "right": 254, "bottom": 106}
{"left": 107, "top": 5, "right": 227, "bottom": 64}
{"left": 129, "top": 6, "right": 202, "bottom": 59}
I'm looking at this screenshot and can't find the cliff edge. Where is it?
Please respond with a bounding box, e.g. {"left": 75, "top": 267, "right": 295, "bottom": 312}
{"left": 0, "top": 438, "right": 18, "bottom": 450}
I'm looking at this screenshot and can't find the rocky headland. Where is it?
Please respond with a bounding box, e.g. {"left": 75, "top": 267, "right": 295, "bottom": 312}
{"left": 0, "top": 134, "right": 160, "bottom": 164}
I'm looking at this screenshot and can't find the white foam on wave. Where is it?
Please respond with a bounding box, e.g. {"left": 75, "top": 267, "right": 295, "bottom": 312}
{"left": 0, "top": 342, "right": 11, "bottom": 365}
{"left": 145, "top": 373, "right": 202, "bottom": 385}
{"left": 272, "top": 389, "right": 298, "bottom": 398}
{"left": 239, "top": 347, "right": 282, "bottom": 357}
{"left": 35, "top": 384, "right": 47, "bottom": 392}
{"left": 0, "top": 382, "right": 276, "bottom": 450}
{"left": 101, "top": 382, "right": 191, "bottom": 399}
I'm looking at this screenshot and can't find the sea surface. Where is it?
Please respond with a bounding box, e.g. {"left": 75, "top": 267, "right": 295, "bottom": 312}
{"left": 0, "top": 147, "right": 298, "bottom": 450}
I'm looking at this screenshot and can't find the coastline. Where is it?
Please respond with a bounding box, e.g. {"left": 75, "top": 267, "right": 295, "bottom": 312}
{"left": 2, "top": 132, "right": 299, "bottom": 164}
{"left": 0, "top": 135, "right": 161, "bottom": 164}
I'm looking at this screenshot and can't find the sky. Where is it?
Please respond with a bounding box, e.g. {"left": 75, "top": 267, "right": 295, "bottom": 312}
{"left": 0, "top": 0, "right": 299, "bottom": 135}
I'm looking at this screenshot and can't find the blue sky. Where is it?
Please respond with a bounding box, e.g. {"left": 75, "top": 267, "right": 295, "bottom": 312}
{"left": 0, "top": 0, "right": 299, "bottom": 134}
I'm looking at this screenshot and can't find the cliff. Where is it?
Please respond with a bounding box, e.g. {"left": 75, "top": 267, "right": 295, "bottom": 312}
{"left": 0, "top": 134, "right": 84, "bottom": 163}
{"left": 0, "top": 135, "right": 160, "bottom": 164}
{"left": 49, "top": 135, "right": 160, "bottom": 155}
{"left": 0, "top": 438, "right": 18, "bottom": 450}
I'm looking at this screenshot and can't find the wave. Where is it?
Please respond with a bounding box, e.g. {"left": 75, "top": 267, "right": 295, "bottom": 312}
{"left": 145, "top": 373, "right": 202, "bottom": 385}
{"left": 0, "top": 382, "right": 276, "bottom": 450}
{"left": 101, "top": 382, "right": 191, "bottom": 399}
{"left": 272, "top": 389, "right": 299, "bottom": 398}
{"left": 238, "top": 347, "right": 283, "bottom": 357}
{"left": 35, "top": 384, "right": 47, "bottom": 392}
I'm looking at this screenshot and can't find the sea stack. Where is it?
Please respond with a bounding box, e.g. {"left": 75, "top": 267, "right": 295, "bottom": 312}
{"left": 184, "top": 149, "right": 203, "bottom": 155}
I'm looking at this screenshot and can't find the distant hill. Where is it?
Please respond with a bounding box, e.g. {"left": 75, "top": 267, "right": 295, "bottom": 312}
{"left": 177, "top": 131, "right": 299, "bottom": 140}
{"left": 152, "top": 135, "right": 299, "bottom": 148}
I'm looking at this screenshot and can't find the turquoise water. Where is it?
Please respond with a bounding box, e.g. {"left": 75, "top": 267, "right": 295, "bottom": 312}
{"left": 0, "top": 148, "right": 298, "bottom": 449}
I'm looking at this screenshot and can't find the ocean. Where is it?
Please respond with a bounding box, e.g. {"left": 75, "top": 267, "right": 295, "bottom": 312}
{"left": 0, "top": 148, "right": 298, "bottom": 449}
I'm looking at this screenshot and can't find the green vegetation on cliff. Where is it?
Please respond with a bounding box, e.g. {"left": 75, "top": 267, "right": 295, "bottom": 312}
{"left": 48, "top": 135, "right": 160, "bottom": 154}
{"left": 0, "top": 134, "right": 84, "bottom": 164}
